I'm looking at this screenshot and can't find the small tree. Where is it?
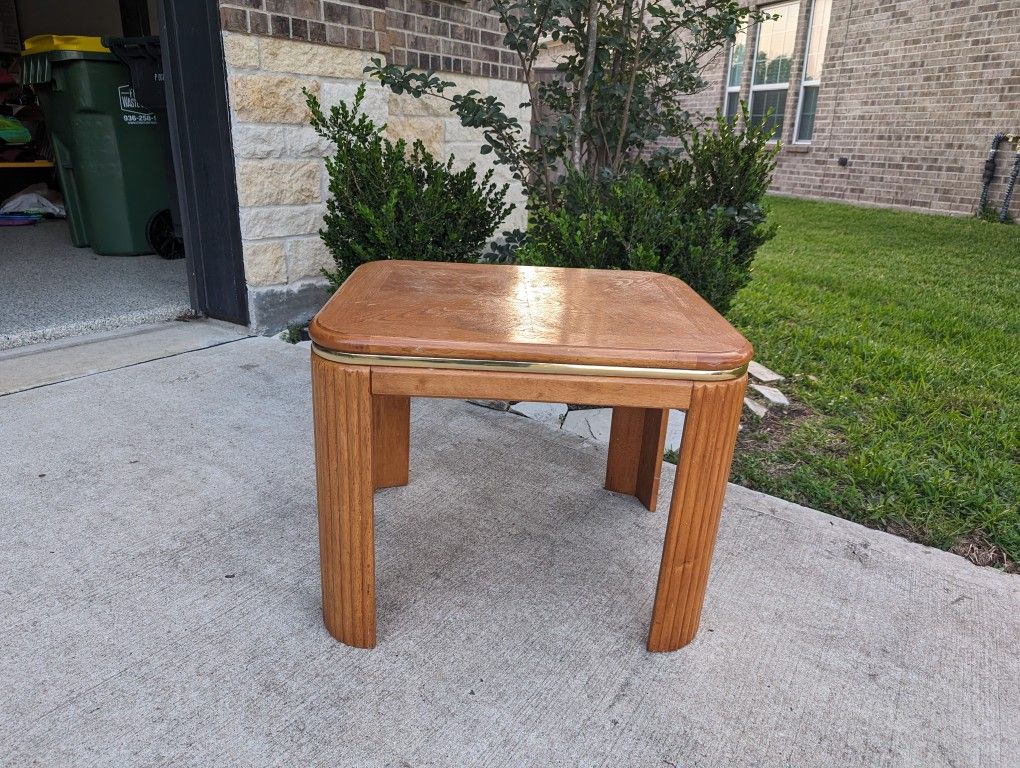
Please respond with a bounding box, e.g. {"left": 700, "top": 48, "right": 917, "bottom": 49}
{"left": 367, "top": 0, "right": 765, "bottom": 202}
{"left": 364, "top": 1, "right": 777, "bottom": 312}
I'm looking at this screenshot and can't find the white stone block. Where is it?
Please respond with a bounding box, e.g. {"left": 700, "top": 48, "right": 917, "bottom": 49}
{"left": 318, "top": 80, "right": 360, "bottom": 106}
{"left": 259, "top": 36, "right": 370, "bottom": 78}
{"left": 467, "top": 76, "right": 529, "bottom": 108}
{"left": 743, "top": 397, "right": 768, "bottom": 418}
{"left": 748, "top": 360, "right": 785, "bottom": 383}
{"left": 385, "top": 116, "right": 444, "bottom": 156}
{"left": 444, "top": 117, "right": 487, "bottom": 143}
{"left": 242, "top": 240, "right": 287, "bottom": 287}
{"left": 284, "top": 126, "right": 334, "bottom": 158}
{"left": 750, "top": 383, "right": 790, "bottom": 406}
{"left": 390, "top": 91, "right": 457, "bottom": 118}
{"left": 236, "top": 160, "right": 322, "bottom": 207}
{"left": 502, "top": 200, "right": 528, "bottom": 231}
{"left": 239, "top": 205, "right": 324, "bottom": 239}
{"left": 228, "top": 73, "right": 318, "bottom": 125}
{"left": 321, "top": 80, "right": 388, "bottom": 124}
{"left": 222, "top": 32, "right": 259, "bottom": 69}
{"left": 232, "top": 124, "right": 288, "bottom": 160}
{"left": 286, "top": 236, "right": 333, "bottom": 281}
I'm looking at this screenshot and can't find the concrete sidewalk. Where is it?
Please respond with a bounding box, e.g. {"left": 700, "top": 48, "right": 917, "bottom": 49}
{"left": 1, "top": 335, "right": 1017, "bottom": 767}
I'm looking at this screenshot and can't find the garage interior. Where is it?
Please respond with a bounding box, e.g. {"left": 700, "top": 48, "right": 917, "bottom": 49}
{"left": 0, "top": 0, "right": 193, "bottom": 351}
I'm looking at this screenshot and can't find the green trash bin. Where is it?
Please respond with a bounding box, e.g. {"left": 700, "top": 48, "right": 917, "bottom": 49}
{"left": 19, "top": 35, "right": 173, "bottom": 255}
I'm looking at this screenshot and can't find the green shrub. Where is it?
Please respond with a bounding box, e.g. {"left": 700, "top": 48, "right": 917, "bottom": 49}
{"left": 516, "top": 171, "right": 675, "bottom": 273}
{"left": 305, "top": 84, "right": 515, "bottom": 290}
{"left": 516, "top": 110, "right": 779, "bottom": 313}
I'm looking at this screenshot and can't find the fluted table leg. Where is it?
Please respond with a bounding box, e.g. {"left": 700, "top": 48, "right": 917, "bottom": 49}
{"left": 311, "top": 355, "right": 377, "bottom": 648}
{"left": 647, "top": 376, "right": 746, "bottom": 652}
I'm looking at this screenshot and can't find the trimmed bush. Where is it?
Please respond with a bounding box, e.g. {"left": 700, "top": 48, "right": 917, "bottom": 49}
{"left": 306, "top": 84, "right": 514, "bottom": 290}
{"left": 516, "top": 111, "right": 779, "bottom": 313}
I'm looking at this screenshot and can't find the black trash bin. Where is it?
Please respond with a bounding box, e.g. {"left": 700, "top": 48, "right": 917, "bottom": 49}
{"left": 104, "top": 35, "right": 184, "bottom": 260}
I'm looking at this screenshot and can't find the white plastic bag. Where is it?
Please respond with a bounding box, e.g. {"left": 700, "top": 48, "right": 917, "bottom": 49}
{"left": 0, "top": 183, "right": 66, "bottom": 217}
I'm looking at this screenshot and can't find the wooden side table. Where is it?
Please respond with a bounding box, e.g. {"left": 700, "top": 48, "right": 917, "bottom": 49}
{"left": 309, "top": 261, "right": 752, "bottom": 652}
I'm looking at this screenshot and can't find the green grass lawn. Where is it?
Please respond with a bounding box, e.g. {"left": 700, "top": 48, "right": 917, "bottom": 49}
{"left": 727, "top": 196, "right": 1020, "bottom": 568}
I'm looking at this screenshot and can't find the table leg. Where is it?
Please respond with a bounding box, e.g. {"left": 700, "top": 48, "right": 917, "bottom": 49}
{"left": 311, "top": 355, "right": 376, "bottom": 648}
{"left": 647, "top": 376, "right": 746, "bottom": 652}
{"left": 373, "top": 395, "right": 410, "bottom": 489}
{"left": 606, "top": 407, "right": 669, "bottom": 511}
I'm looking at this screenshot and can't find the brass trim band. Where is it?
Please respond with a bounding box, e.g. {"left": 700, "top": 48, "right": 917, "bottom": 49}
{"left": 311, "top": 344, "right": 748, "bottom": 382}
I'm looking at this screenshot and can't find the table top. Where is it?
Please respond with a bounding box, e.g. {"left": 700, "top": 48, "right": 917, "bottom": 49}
{"left": 309, "top": 261, "right": 753, "bottom": 372}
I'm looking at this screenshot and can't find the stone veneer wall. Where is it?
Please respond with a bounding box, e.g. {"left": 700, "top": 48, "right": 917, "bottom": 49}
{"left": 697, "top": 0, "right": 1020, "bottom": 217}
{"left": 220, "top": 30, "right": 529, "bottom": 332}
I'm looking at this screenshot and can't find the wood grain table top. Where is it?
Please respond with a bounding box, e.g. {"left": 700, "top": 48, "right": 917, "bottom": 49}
{"left": 309, "top": 261, "right": 753, "bottom": 371}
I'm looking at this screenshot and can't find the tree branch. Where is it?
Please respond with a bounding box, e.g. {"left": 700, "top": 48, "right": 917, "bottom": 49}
{"left": 611, "top": 0, "right": 647, "bottom": 173}
{"left": 572, "top": 0, "right": 600, "bottom": 170}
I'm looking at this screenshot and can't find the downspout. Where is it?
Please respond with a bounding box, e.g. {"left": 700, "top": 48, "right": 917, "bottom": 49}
{"left": 978, "top": 133, "right": 1004, "bottom": 214}
{"left": 998, "top": 141, "right": 1020, "bottom": 224}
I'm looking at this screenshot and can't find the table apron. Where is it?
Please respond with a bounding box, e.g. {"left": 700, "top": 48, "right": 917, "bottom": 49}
{"left": 369, "top": 366, "right": 694, "bottom": 410}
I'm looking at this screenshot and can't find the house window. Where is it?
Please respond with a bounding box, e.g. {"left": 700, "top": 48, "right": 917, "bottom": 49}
{"left": 749, "top": 1, "right": 800, "bottom": 138}
{"left": 795, "top": 0, "right": 832, "bottom": 142}
{"left": 724, "top": 30, "right": 747, "bottom": 121}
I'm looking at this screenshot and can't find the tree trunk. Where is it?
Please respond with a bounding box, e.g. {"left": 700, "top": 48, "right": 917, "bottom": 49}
{"left": 572, "top": 0, "right": 600, "bottom": 171}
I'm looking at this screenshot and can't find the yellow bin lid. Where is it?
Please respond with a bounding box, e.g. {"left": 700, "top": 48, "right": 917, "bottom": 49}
{"left": 22, "top": 35, "right": 110, "bottom": 55}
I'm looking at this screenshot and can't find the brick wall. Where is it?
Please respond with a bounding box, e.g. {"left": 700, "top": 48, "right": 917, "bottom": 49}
{"left": 707, "top": 0, "right": 1020, "bottom": 218}
{"left": 218, "top": 0, "right": 522, "bottom": 80}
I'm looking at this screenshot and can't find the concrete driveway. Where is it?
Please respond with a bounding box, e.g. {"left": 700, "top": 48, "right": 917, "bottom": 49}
{"left": 1, "top": 327, "right": 1017, "bottom": 766}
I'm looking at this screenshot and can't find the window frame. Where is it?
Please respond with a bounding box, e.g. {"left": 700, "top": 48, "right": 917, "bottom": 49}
{"left": 724, "top": 29, "right": 747, "bottom": 122}
{"left": 792, "top": 0, "right": 830, "bottom": 144}
{"left": 748, "top": 0, "right": 801, "bottom": 143}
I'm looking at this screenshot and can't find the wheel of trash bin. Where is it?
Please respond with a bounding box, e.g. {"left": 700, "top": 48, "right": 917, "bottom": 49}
{"left": 146, "top": 208, "right": 185, "bottom": 260}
